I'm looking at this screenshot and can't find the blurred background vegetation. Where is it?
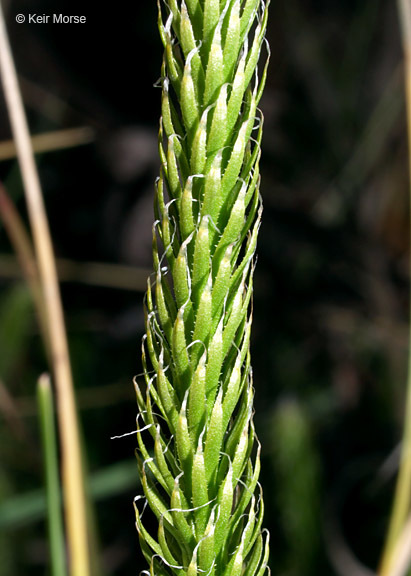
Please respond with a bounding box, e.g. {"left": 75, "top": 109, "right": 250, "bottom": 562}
{"left": 0, "top": 0, "right": 408, "bottom": 574}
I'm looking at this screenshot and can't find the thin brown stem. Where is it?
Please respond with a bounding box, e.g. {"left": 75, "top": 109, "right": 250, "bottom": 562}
{"left": 0, "top": 183, "right": 51, "bottom": 358}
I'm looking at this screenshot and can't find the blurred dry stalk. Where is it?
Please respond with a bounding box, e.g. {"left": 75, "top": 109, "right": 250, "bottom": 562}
{"left": 0, "top": 3, "right": 90, "bottom": 576}
{"left": 0, "top": 377, "right": 27, "bottom": 440}
{"left": 0, "top": 252, "right": 150, "bottom": 292}
{"left": 0, "top": 126, "right": 95, "bottom": 161}
{"left": 385, "top": 512, "right": 411, "bottom": 576}
{"left": 0, "top": 184, "right": 50, "bottom": 356}
{"left": 0, "top": 184, "right": 150, "bottom": 293}
{"left": 379, "top": 1, "right": 411, "bottom": 575}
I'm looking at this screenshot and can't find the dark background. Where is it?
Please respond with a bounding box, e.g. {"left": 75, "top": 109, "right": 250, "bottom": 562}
{"left": 0, "top": 1, "right": 408, "bottom": 574}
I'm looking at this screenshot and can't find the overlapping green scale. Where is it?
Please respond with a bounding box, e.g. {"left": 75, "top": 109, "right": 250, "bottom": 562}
{"left": 135, "top": 1, "right": 270, "bottom": 574}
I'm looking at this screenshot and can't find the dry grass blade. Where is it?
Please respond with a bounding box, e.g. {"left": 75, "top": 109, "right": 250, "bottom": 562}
{"left": 0, "top": 126, "right": 95, "bottom": 161}
{"left": 0, "top": 4, "right": 90, "bottom": 576}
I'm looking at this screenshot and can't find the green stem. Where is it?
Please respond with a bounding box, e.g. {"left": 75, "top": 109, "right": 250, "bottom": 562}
{"left": 37, "top": 374, "right": 67, "bottom": 576}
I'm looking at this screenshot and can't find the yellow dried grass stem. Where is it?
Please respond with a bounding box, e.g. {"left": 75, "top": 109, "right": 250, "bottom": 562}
{"left": 379, "top": 2, "right": 411, "bottom": 575}
{"left": 0, "top": 5, "right": 90, "bottom": 576}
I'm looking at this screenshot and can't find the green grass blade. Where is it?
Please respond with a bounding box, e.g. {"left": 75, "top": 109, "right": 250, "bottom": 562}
{"left": 37, "top": 374, "right": 67, "bottom": 576}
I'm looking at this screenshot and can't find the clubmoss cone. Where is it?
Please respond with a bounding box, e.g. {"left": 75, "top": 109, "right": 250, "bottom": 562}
{"left": 134, "top": 1, "right": 270, "bottom": 574}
